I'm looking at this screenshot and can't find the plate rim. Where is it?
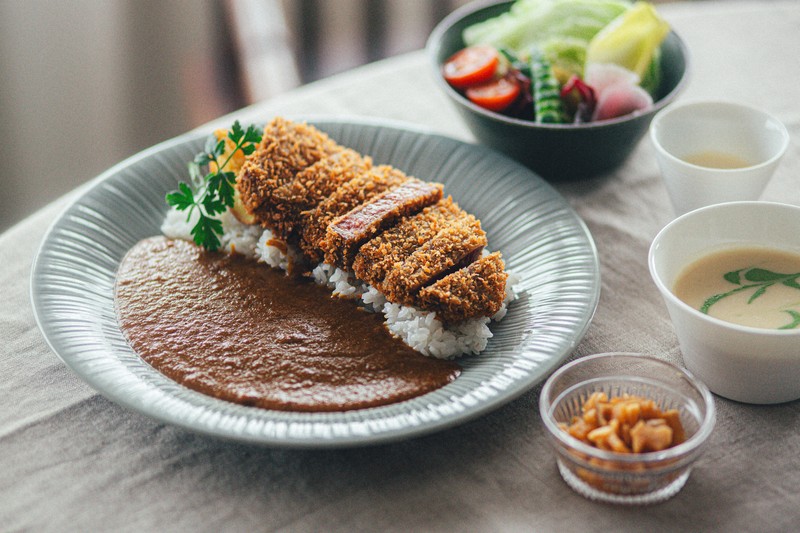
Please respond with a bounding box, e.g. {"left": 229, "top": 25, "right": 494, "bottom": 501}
{"left": 30, "top": 116, "right": 600, "bottom": 448}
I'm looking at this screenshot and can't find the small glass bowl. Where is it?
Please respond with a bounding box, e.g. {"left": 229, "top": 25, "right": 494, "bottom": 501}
{"left": 539, "top": 353, "right": 715, "bottom": 505}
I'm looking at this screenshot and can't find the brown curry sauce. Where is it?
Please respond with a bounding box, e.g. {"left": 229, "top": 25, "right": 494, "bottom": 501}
{"left": 114, "top": 237, "right": 460, "bottom": 412}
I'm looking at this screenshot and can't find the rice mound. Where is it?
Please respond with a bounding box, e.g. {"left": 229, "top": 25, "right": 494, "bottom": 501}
{"left": 160, "top": 207, "right": 197, "bottom": 242}
{"left": 162, "top": 208, "right": 261, "bottom": 259}
{"left": 162, "top": 206, "right": 518, "bottom": 359}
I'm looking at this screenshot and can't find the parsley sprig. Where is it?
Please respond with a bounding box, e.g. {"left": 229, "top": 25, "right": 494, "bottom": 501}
{"left": 166, "top": 121, "right": 262, "bottom": 250}
{"left": 702, "top": 267, "right": 800, "bottom": 329}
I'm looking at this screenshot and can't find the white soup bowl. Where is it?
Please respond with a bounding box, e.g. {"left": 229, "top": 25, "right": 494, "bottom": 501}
{"left": 649, "top": 201, "right": 800, "bottom": 404}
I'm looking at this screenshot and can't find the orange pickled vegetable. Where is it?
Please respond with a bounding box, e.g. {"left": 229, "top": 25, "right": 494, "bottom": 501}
{"left": 562, "top": 393, "right": 685, "bottom": 454}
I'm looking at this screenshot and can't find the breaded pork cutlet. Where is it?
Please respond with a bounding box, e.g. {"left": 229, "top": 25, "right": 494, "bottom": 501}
{"left": 321, "top": 178, "right": 444, "bottom": 270}
{"left": 298, "top": 165, "right": 409, "bottom": 263}
{"left": 236, "top": 117, "right": 343, "bottom": 226}
{"left": 351, "top": 197, "right": 466, "bottom": 287}
{"left": 265, "top": 149, "right": 371, "bottom": 242}
{"left": 418, "top": 252, "right": 508, "bottom": 323}
{"left": 380, "top": 217, "right": 487, "bottom": 306}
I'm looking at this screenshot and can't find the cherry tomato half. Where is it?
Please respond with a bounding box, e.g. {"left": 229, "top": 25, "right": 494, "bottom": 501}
{"left": 442, "top": 45, "right": 499, "bottom": 89}
{"left": 465, "top": 74, "right": 521, "bottom": 112}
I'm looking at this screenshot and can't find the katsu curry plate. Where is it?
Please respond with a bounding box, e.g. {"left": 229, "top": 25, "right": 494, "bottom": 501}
{"left": 31, "top": 116, "right": 600, "bottom": 447}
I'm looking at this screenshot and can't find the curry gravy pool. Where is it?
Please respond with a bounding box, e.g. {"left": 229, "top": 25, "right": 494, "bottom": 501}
{"left": 114, "top": 237, "right": 460, "bottom": 412}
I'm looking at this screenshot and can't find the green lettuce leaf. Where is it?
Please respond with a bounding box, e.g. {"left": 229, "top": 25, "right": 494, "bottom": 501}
{"left": 586, "top": 1, "right": 670, "bottom": 78}
{"left": 463, "top": 0, "right": 631, "bottom": 53}
{"left": 541, "top": 37, "right": 588, "bottom": 80}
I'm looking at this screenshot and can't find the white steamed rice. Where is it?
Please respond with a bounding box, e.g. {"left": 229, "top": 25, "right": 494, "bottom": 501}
{"left": 162, "top": 208, "right": 261, "bottom": 259}
{"left": 161, "top": 206, "right": 518, "bottom": 359}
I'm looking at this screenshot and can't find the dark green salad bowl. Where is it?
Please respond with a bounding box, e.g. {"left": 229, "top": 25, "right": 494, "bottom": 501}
{"left": 427, "top": 0, "right": 689, "bottom": 180}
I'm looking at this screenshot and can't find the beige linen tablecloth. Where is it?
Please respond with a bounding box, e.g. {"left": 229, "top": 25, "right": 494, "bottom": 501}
{"left": 3, "top": 1, "right": 799, "bottom": 531}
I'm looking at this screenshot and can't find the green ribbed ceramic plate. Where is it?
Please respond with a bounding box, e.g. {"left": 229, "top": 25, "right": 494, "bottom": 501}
{"left": 31, "top": 117, "right": 600, "bottom": 447}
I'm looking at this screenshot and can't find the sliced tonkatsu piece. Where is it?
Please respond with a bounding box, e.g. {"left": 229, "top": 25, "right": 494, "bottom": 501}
{"left": 417, "top": 252, "right": 508, "bottom": 323}
{"left": 266, "top": 149, "right": 371, "bottom": 241}
{"left": 236, "top": 117, "right": 343, "bottom": 226}
{"left": 380, "top": 217, "right": 487, "bottom": 306}
{"left": 351, "top": 196, "right": 466, "bottom": 287}
{"left": 322, "top": 179, "right": 444, "bottom": 270}
{"left": 298, "top": 165, "right": 409, "bottom": 263}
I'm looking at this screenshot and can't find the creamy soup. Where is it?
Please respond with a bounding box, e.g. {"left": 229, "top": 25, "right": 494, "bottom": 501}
{"left": 673, "top": 247, "right": 800, "bottom": 330}
{"left": 682, "top": 150, "right": 751, "bottom": 169}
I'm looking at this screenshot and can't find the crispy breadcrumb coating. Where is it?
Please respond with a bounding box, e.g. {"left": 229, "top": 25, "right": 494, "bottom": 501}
{"left": 299, "top": 165, "right": 408, "bottom": 263}
{"left": 267, "top": 149, "right": 371, "bottom": 241}
{"left": 236, "top": 117, "right": 343, "bottom": 226}
{"left": 418, "top": 252, "right": 507, "bottom": 322}
{"left": 322, "top": 179, "right": 443, "bottom": 269}
{"left": 228, "top": 117, "right": 510, "bottom": 322}
{"left": 351, "top": 197, "right": 465, "bottom": 287}
{"left": 380, "top": 217, "right": 487, "bottom": 306}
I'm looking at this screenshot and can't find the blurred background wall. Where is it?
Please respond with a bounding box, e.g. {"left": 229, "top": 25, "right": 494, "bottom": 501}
{"left": 0, "top": 0, "right": 473, "bottom": 232}
{"left": 3, "top": 0, "right": 684, "bottom": 232}
{"left": 0, "top": 0, "right": 222, "bottom": 232}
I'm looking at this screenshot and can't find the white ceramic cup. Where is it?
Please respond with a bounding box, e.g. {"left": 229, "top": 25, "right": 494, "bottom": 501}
{"left": 649, "top": 201, "right": 800, "bottom": 404}
{"left": 650, "top": 101, "right": 789, "bottom": 216}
